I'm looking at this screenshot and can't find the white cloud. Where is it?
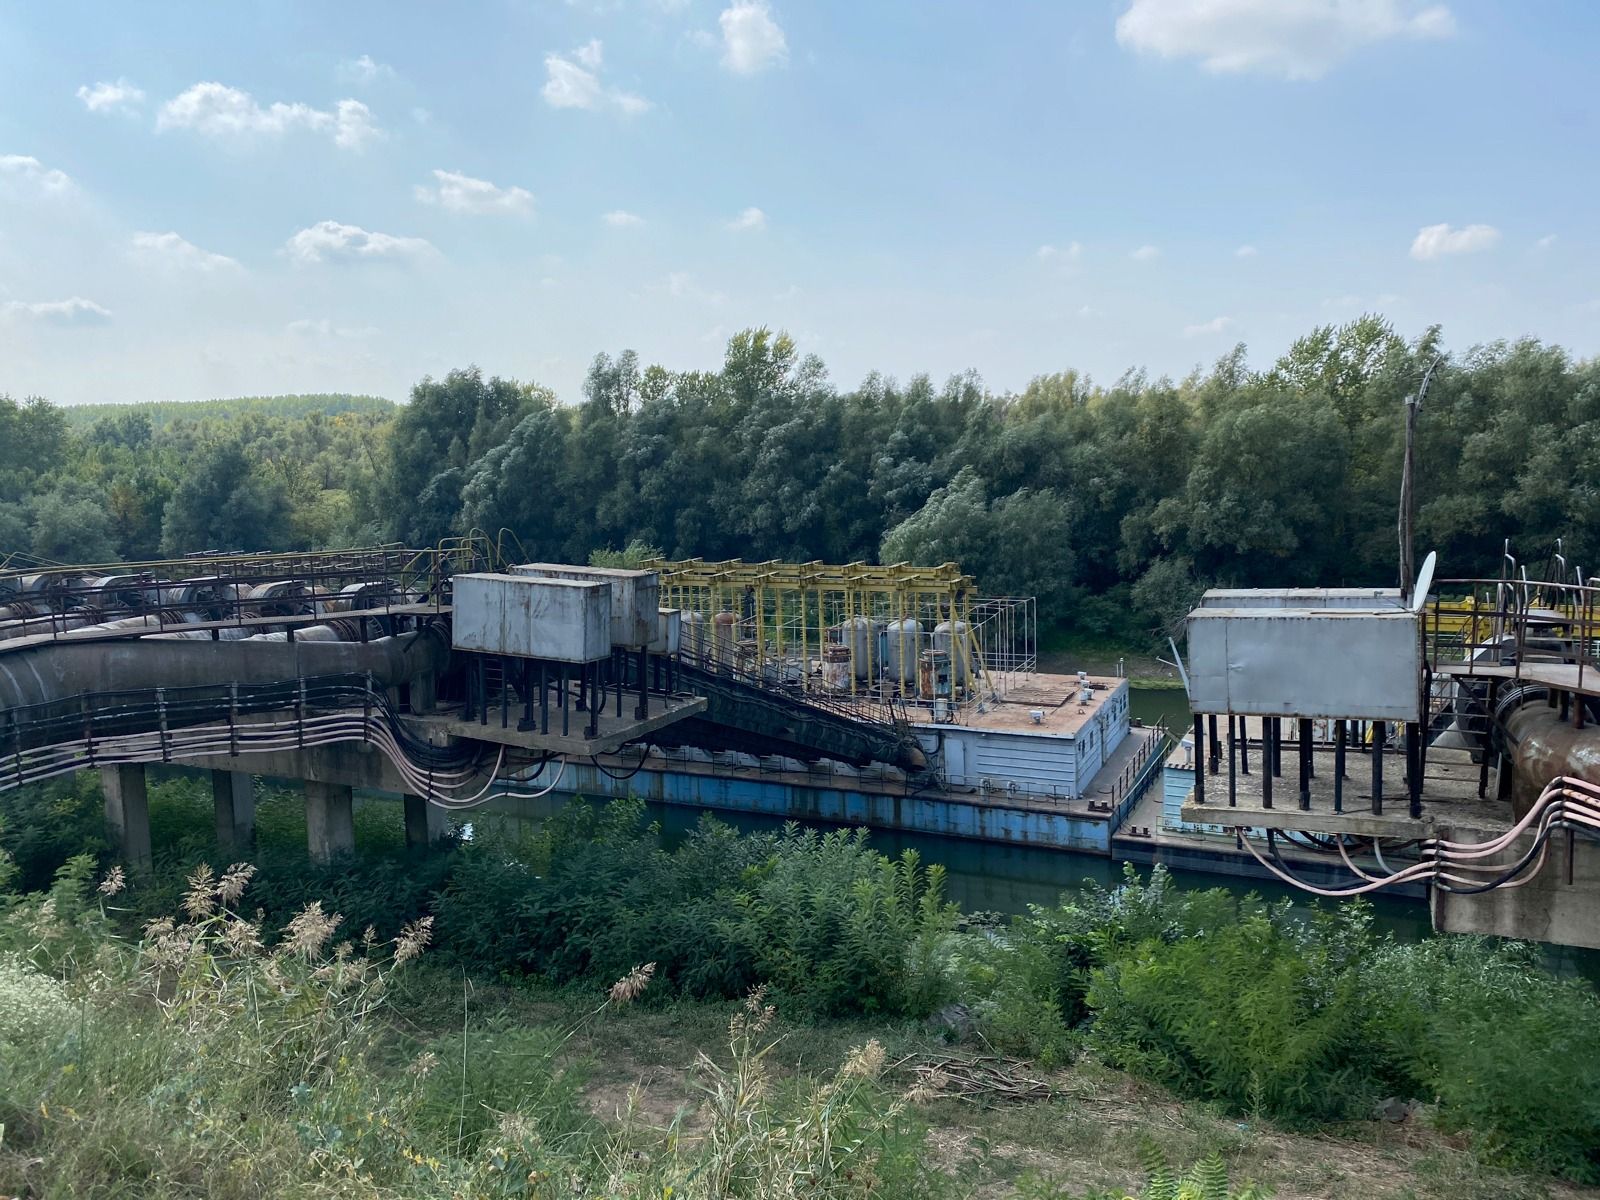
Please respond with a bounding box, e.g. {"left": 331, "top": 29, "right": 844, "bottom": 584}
{"left": 284, "top": 220, "right": 435, "bottom": 265}
{"left": 719, "top": 1, "right": 788, "bottom": 74}
{"left": 727, "top": 206, "right": 767, "bottom": 232}
{"left": 287, "top": 317, "right": 378, "bottom": 339}
{"left": 1183, "top": 315, "right": 1234, "bottom": 337}
{"left": 77, "top": 78, "right": 145, "bottom": 114}
{"left": 1131, "top": 244, "right": 1160, "bottom": 261}
{"left": 1324, "top": 292, "right": 1401, "bottom": 310}
{"left": 2, "top": 297, "right": 112, "bottom": 325}
{"left": 414, "top": 169, "right": 534, "bottom": 216}
{"left": 0, "top": 154, "right": 74, "bottom": 194}
{"left": 1115, "top": 0, "right": 1455, "bottom": 81}
{"left": 1037, "top": 241, "right": 1082, "bottom": 261}
{"left": 662, "top": 271, "right": 726, "bottom": 305}
{"left": 157, "top": 83, "right": 381, "bottom": 150}
{"left": 1535, "top": 233, "right": 1557, "bottom": 250}
{"left": 131, "top": 231, "right": 240, "bottom": 272}
{"left": 602, "top": 209, "right": 644, "bottom": 226}
{"left": 1409, "top": 222, "right": 1500, "bottom": 260}
{"left": 1235, "top": 244, "right": 1258, "bottom": 257}
{"left": 338, "top": 55, "right": 394, "bottom": 85}
{"left": 542, "top": 42, "right": 650, "bottom": 115}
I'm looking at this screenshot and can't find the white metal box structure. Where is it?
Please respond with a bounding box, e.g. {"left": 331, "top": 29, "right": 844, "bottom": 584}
{"left": 649, "top": 608, "right": 682, "bottom": 655}
{"left": 1186, "top": 601, "right": 1421, "bottom": 722}
{"left": 510, "top": 564, "right": 660, "bottom": 647}
{"left": 1198, "top": 588, "right": 1403, "bottom": 611}
{"left": 452, "top": 573, "right": 611, "bottom": 663}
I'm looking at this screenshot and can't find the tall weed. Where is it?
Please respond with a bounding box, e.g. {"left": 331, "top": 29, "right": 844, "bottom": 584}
{"left": 716, "top": 826, "right": 956, "bottom": 1017}
{"left": 1366, "top": 936, "right": 1600, "bottom": 1181}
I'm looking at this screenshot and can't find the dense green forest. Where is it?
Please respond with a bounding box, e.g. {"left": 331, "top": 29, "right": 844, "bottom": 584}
{"left": 57, "top": 393, "right": 394, "bottom": 431}
{"left": 3, "top": 316, "right": 1596, "bottom": 643}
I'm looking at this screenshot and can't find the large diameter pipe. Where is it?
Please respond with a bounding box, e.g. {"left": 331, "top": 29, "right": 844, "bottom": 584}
{"left": 0, "top": 610, "right": 99, "bottom": 643}
{"left": 1502, "top": 702, "right": 1600, "bottom": 819}
{"left": 0, "top": 628, "right": 450, "bottom": 714}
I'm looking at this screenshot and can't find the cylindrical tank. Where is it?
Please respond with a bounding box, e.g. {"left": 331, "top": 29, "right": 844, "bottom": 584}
{"left": 822, "top": 644, "right": 853, "bottom": 692}
{"left": 844, "top": 616, "right": 875, "bottom": 680}
{"left": 934, "top": 620, "right": 971, "bottom": 688}
{"left": 683, "top": 610, "right": 708, "bottom": 662}
{"left": 918, "top": 648, "right": 951, "bottom": 701}
{"left": 883, "top": 618, "right": 921, "bottom": 688}
{"left": 712, "top": 607, "right": 738, "bottom": 667}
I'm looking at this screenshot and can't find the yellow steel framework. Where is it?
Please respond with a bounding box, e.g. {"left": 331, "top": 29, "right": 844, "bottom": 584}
{"left": 645, "top": 557, "right": 1035, "bottom": 707}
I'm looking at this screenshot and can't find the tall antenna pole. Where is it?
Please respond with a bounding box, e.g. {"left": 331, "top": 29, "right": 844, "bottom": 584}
{"left": 1399, "top": 356, "right": 1444, "bottom": 595}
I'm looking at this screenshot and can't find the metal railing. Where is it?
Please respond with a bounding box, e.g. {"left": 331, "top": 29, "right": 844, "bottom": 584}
{"left": 0, "top": 543, "right": 493, "bottom": 651}
{"left": 1427, "top": 574, "right": 1600, "bottom": 709}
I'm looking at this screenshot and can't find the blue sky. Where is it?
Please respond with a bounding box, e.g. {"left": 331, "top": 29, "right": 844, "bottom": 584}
{"left": 0, "top": 1, "right": 1595, "bottom": 406}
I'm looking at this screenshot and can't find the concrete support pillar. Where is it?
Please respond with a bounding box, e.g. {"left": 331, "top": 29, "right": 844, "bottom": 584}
{"left": 411, "top": 670, "right": 438, "bottom": 715}
{"left": 211, "top": 770, "right": 256, "bottom": 849}
{"left": 101, "top": 763, "right": 151, "bottom": 873}
{"left": 304, "top": 781, "right": 355, "bottom": 864}
{"left": 403, "top": 793, "right": 450, "bottom": 849}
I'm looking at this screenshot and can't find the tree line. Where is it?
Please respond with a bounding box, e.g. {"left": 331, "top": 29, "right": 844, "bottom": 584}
{"left": 2, "top": 316, "right": 1595, "bottom": 643}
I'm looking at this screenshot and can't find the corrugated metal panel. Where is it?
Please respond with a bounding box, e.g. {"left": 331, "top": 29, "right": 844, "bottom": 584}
{"left": 510, "top": 564, "right": 660, "bottom": 647}
{"left": 969, "top": 731, "right": 1076, "bottom": 795}
{"left": 452, "top": 573, "right": 611, "bottom": 662}
{"left": 1200, "top": 588, "right": 1402, "bottom": 610}
{"left": 648, "top": 608, "right": 681, "bottom": 654}
{"left": 1187, "top": 608, "right": 1421, "bottom": 721}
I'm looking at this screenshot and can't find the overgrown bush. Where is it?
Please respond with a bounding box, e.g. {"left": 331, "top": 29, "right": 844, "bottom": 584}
{"left": 952, "top": 865, "right": 1240, "bottom": 1064}
{"left": 1366, "top": 936, "right": 1600, "bottom": 1181}
{"left": 1086, "top": 904, "right": 1384, "bottom": 1125}
{"left": 433, "top": 800, "right": 772, "bottom": 994}
{"left": 716, "top": 826, "right": 955, "bottom": 1017}
{"left": 0, "top": 773, "right": 109, "bottom": 892}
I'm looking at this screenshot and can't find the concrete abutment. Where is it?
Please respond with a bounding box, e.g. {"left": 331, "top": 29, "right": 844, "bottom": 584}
{"left": 101, "top": 763, "right": 151, "bottom": 872}
{"left": 211, "top": 769, "right": 256, "bottom": 849}
{"left": 304, "top": 780, "right": 355, "bottom": 864}
{"left": 403, "top": 793, "right": 450, "bottom": 848}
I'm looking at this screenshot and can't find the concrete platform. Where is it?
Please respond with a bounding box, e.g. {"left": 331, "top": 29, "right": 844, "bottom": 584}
{"left": 1437, "top": 659, "right": 1600, "bottom": 700}
{"left": 1115, "top": 766, "right": 1428, "bottom": 898}
{"left": 1178, "top": 742, "right": 1512, "bottom": 839}
{"left": 410, "top": 694, "right": 708, "bottom": 757}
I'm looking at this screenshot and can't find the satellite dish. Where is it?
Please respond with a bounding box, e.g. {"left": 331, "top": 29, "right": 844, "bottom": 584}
{"left": 1410, "top": 550, "right": 1437, "bottom": 613}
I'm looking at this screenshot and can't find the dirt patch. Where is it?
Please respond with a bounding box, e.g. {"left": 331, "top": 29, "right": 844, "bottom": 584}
{"left": 581, "top": 1055, "right": 702, "bottom": 1132}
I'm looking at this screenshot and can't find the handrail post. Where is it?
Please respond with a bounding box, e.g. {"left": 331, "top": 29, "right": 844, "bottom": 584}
{"left": 156, "top": 687, "right": 170, "bottom": 762}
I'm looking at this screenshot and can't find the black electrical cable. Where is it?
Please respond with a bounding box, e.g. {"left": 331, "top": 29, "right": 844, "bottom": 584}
{"left": 590, "top": 742, "right": 654, "bottom": 781}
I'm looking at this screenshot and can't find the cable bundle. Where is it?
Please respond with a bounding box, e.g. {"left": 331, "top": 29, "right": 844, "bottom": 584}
{"left": 1236, "top": 776, "right": 1600, "bottom": 896}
